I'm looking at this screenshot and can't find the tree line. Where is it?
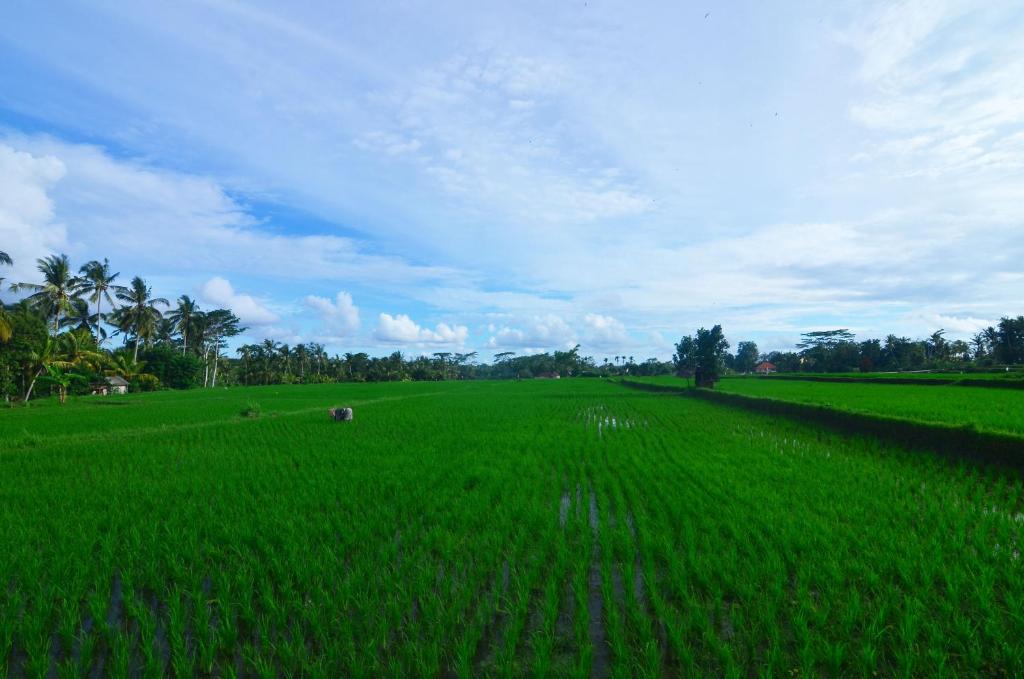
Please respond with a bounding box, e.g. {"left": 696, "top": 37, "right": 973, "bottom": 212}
{"left": 0, "top": 251, "right": 675, "bottom": 402}
{"left": 4, "top": 250, "right": 1019, "bottom": 402}
{"left": 0, "top": 253, "right": 244, "bottom": 402}
{"left": 674, "top": 322, "right": 1024, "bottom": 388}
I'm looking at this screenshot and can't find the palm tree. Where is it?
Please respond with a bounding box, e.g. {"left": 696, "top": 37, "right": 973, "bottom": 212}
{"left": 154, "top": 318, "right": 177, "bottom": 345}
{"left": 10, "top": 254, "right": 83, "bottom": 333}
{"left": 0, "top": 252, "right": 11, "bottom": 341}
{"left": 60, "top": 298, "right": 95, "bottom": 334}
{"left": 37, "top": 365, "right": 87, "bottom": 404}
{"left": 106, "top": 353, "right": 149, "bottom": 382}
{"left": 0, "top": 250, "right": 10, "bottom": 290}
{"left": 113, "top": 276, "right": 169, "bottom": 362}
{"left": 22, "top": 335, "right": 74, "bottom": 402}
{"left": 79, "top": 259, "right": 125, "bottom": 343}
{"left": 167, "top": 295, "right": 198, "bottom": 355}
{"left": 60, "top": 329, "right": 105, "bottom": 372}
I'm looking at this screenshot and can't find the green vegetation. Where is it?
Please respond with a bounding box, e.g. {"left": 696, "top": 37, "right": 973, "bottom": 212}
{"left": 764, "top": 371, "right": 1024, "bottom": 383}
{"left": 715, "top": 377, "right": 1024, "bottom": 436}
{"left": 755, "top": 322, "right": 1024, "bottom": 374}
{"left": 4, "top": 379, "right": 1024, "bottom": 676}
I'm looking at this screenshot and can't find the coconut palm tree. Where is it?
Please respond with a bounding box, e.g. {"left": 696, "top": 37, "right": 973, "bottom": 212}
{"left": 154, "top": 317, "right": 178, "bottom": 346}
{"left": 166, "top": 295, "right": 198, "bottom": 355}
{"left": 0, "top": 250, "right": 10, "bottom": 290}
{"left": 0, "top": 252, "right": 11, "bottom": 342}
{"left": 112, "top": 276, "right": 169, "bottom": 362}
{"left": 22, "top": 335, "right": 74, "bottom": 402}
{"left": 78, "top": 258, "right": 125, "bottom": 343}
{"left": 106, "top": 353, "right": 149, "bottom": 382}
{"left": 37, "top": 365, "right": 87, "bottom": 404}
{"left": 60, "top": 298, "right": 96, "bottom": 334}
{"left": 60, "top": 328, "right": 105, "bottom": 372}
{"left": 10, "top": 254, "right": 83, "bottom": 333}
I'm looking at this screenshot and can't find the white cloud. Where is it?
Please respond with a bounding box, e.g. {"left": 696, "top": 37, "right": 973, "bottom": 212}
{"left": 912, "top": 313, "right": 995, "bottom": 335}
{"left": 374, "top": 313, "right": 468, "bottom": 346}
{"left": 583, "top": 313, "right": 630, "bottom": 348}
{"left": 199, "top": 276, "right": 279, "bottom": 325}
{"left": 486, "top": 314, "right": 575, "bottom": 349}
{"left": 842, "top": 1, "right": 1024, "bottom": 184}
{"left": 4, "top": 3, "right": 1023, "bottom": 361}
{"left": 305, "top": 291, "right": 360, "bottom": 336}
{"left": 0, "top": 134, "right": 462, "bottom": 289}
{"left": 0, "top": 144, "right": 68, "bottom": 290}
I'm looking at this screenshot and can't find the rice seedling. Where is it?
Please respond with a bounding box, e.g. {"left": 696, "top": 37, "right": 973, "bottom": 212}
{"left": 2, "top": 379, "right": 1024, "bottom": 674}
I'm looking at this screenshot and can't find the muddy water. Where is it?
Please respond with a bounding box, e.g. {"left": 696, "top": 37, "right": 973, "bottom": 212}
{"left": 586, "top": 487, "right": 610, "bottom": 679}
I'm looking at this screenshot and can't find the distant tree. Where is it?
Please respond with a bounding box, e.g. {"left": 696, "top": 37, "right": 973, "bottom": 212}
{"left": 797, "top": 329, "right": 855, "bottom": 350}
{"left": 0, "top": 250, "right": 10, "bottom": 291}
{"left": 858, "top": 339, "right": 882, "bottom": 372}
{"left": 201, "top": 309, "right": 244, "bottom": 387}
{"left": 10, "top": 254, "right": 84, "bottom": 333}
{"left": 106, "top": 353, "right": 150, "bottom": 382}
{"left": 798, "top": 329, "right": 857, "bottom": 372}
{"left": 0, "top": 307, "right": 10, "bottom": 344}
{"left": 21, "top": 335, "right": 74, "bottom": 401}
{"left": 61, "top": 298, "right": 95, "bottom": 334}
{"left": 673, "top": 335, "right": 697, "bottom": 383}
{"left": 167, "top": 295, "right": 199, "bottom": 355}
{"left": 0, "top": 250, "right": 11, "bottom": 342}
{"left": 36, "top": 364, "right": 87, "bottom": 404}
{"left": 994, "top": 317, "right": 1024, "bottom": 365}
{"left": 78, "top": 258, "right": 124, "bottom": 343}
{"left": 927, "top": 330, "right": 948, "bottom": 362}
{"left": 693, "top": 325, "right": 730, "bottom": 387}
{"left": 553, "top": 344, "right": 583, "bottom": 377}
{"left": 735, "top": 341, "right": 759, "bottom": 373}
{"left": 141, "top": 344, "right": 204, "bottom": 389}
{"left": 949, "top": 339, "right": 970, "bottom": 363}
{"left": 112, "top": 276, "right": 169, "bottom": 362}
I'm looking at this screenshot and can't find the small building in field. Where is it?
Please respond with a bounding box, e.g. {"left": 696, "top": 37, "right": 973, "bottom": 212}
{"left": 106, "top": 375, "right": 130, "bottom": 394}
{"left": 536, "top": 372, "right": 560, "bottom": 379}
{"left": 754, "top": 361, "right": 776, "bottom": 375}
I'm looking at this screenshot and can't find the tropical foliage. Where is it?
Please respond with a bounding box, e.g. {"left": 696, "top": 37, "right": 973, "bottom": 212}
{"left": 3, "top": 249, "right": 1023, "bottom": 402}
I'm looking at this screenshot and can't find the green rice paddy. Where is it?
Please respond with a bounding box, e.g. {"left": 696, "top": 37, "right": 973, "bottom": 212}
{"left": 3, "top": 379, "right": 1024, "bottom": 676}
{"left": 714, "top": 377, "right": 1024, "bottom": 436}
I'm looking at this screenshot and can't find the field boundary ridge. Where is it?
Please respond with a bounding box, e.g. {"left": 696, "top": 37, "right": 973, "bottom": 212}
{"left": 616, "top": 379, "right": 1024, "bottom": 472}
{"left": 748, "top": 374, "right": 1024, "bottom": 389}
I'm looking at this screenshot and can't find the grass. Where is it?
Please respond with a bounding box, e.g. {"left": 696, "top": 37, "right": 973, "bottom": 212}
{"left": 765, "top": 371, "right": 1024, "bottom": 381}
{"left": 3, "top": 379, "right": 1024, "bottom": 675}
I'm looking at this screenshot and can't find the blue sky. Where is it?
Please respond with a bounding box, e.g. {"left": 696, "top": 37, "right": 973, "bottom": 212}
{"left": 1, "top": 0, "right": 1022, "bottom": 360}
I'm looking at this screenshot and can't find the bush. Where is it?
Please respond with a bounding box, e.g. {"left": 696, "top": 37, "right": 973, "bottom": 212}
{"left": 139, "top": 345, "right": 204, "bottom": 389}
{"left": 132, "top": 374, "right": 161, "bottom": 392}
{"left": 240, "top": 401, "right": 261, "bottom": 418}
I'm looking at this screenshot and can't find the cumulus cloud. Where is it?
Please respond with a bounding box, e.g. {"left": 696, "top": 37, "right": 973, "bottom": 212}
{"left": 304, "top": 291, "right": 360, "bottom": 336}
{"left": 199, "top": 276, "right": 279, "bottom": 325}
{"left": 0, "top": 144, "right": 68, "bottom": 290}
{"left": 911, "top": 313, "right": 996, "bottom": 335}
{"left": 486, "top": 314, "right": 575, "bottom": 349}
{"left": 374, "top": 313, "right": 468, "bottom": 346}
{"left": 583, "top": 313, "right": 630, "bottom": 348}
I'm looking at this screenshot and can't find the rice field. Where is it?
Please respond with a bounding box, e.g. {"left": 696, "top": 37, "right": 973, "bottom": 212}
{"left": 713, "top": 377, "right": 1024, "bottom": 436}
{"left": 3, "top": 379, "right": 1024, "bottom": 676}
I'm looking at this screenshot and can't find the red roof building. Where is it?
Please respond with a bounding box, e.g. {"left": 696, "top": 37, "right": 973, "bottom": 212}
{"left": 754, "top": 361, "right": 776, "bottom": 374}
